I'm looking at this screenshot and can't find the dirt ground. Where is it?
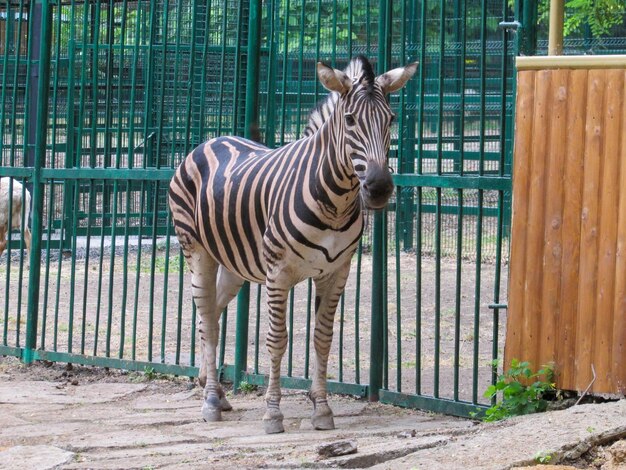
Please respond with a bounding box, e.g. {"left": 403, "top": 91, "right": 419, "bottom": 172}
{"left": 0, "top": 358, "right": 624, "bottom": 470}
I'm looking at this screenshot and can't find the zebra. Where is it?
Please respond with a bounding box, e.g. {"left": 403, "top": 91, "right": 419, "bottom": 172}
{"left": 169, "top": 55, "right": 417, "bottom": 434}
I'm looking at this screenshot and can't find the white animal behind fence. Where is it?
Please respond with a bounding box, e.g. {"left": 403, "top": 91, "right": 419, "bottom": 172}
{"left": 0, "top": 177, "right": 31, "bottom": 258}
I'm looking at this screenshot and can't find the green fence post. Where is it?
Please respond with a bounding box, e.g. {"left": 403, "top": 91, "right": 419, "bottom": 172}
{"left": 517, "top": 0, "right": 538, "bottom": 56}
{"left": 233, "top": 0, "right": 262, "bottom": 394}
{"left": 24, "top": 0, "right": 52, "bottom": 364}
{"left": 369, "top": 0, "right": 392, "bottom": 402}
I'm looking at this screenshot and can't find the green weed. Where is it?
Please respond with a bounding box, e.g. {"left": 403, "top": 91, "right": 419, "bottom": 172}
{"left": 144, "top": 366, "right": 158, "bottom": 380}
{"left": 534, "top": 451, "right": 554, "bottom": 464}
{"left": 482, "top": 359, "right": 555, "bottom": 422}
{"left": 238, "top": 381, "right": 257, "bottom": 393}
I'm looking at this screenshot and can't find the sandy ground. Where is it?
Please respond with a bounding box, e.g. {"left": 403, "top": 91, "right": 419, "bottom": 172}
{"left": 0, "top": 358, "right": 624, "bottom": 470}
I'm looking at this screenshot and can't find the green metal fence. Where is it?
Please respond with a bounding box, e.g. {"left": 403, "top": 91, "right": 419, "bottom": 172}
{"left": 1, "top": 0, "right": 623, "bottom": 418}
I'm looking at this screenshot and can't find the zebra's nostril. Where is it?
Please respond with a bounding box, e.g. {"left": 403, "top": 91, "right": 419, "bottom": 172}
{"left": 369, "top": 184, "right": 390, "bottom": 198}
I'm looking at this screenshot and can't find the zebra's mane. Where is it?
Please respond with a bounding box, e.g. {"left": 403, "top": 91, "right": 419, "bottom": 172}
{"left": 302, "top": 55, "right": 376, "bottom": 137}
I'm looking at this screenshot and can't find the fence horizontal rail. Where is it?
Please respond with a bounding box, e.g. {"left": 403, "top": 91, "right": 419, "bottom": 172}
{"left": 393, "top": 175, "right": 511, "bottom": 191}
{"left": 33, "top": 350, "right": 199, "bottom": 378}
{"left": 379, "top": 390, "right": 487, "bottom": 418}
{"left": 0, "top": 168, "right": 33, "bottom": 178}
{"left": 41, "top": 168, "right": 176, "bottom": 181}
{"left": 236, "top": 372, "right": 369, "bottom": 398}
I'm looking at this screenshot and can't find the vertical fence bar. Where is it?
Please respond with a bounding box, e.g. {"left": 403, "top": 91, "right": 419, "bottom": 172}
{"left": 395, "top": 197, "right": 402, "bottom": 391}
{"left": 401, "top": 0, "right": 418, "bottom": 251}
{"left": 492, "top": 0, "right": 513, "bottom": 391}
{"left": 304, "top": 278, "right": 312, "bottom": 378}
{"left": 434, "top": 188, "right": 441, "bottom": 397}
{"left": 370, "top": 0, "right": 391, "bottom": 402}
{"left": 518, "top": 0, "right": 538, "bottom": 56}
{"left": 354, "top": 239, "right": 362, "bottom": 383}
{"left": 473, "top": 190, "right": 484, "bottom": 404}
{"left": 254, "top": 284, "right": 262, "bottom": 374}
{"left": 278, "top": 0, "right": 289, "bottom": 146}
{"left": 287, "top": 288, "right": 294, "bottom": 376}
{"left": 264, "top": 0, "right": 277, "bottom": 149}
{"left": 219, "top": 307, "right": 228, "bottom": 369}
{"left": 233, "top": 0, "right": 261, "bottom": 393}
{"left": 11, "top": 1, "right": 29, "bottom": 347}
{"left": 24, "top": 0, "right": 52, "bottom": 363}
{"left": 453, "top": 189, "right": 464, "bottom": 400}
{"left": 433, "top": 1, "right": 447, "bottom": 397}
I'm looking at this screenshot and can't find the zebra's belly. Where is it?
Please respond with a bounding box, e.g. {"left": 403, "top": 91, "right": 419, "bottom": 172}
{"left": 203, "top": 238, "right": 268, "bottom": 284}
{"left": 205, "top": 234, "right": 358, "bottom": 285}
{"left": 269, "top": 228, "right": 361, "bottom": 282}
{"left": 294, "top": 244, "right": 358, "bottom": 279}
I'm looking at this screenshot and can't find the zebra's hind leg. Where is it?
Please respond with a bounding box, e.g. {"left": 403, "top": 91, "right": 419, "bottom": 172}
{"left": 310, "top": 260, "right": 353, "bottom": 430}
{"left": 186, "top": 249, "right": 224, "bottom": 422}
{"left": 263, "top": 277, "right": 291, "bottom": 434}
{"left": 213, "top": 266, "right": 245, "bottom": 411}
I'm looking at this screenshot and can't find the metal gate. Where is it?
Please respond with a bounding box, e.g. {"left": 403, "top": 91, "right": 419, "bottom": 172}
{"left": 2, "top": 0, "right": 525, "bottom": 418}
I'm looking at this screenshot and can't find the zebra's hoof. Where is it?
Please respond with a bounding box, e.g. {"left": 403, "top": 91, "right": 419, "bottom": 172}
{"left": 311, "top": 412, "right": 335, "bottom": 430}
{"left": 263, "top": 418, "right": 285, "bottom": 434}
{"left": 201, "top": 402, "right": 223, "bottom": 422}
{"left": 220, "top": 395, "right": 233, "bottom": 412}
{"left": 263, "top": 409, "right": 285, "bottom": 434}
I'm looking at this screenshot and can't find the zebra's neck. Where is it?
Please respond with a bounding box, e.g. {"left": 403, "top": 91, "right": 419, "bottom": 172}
{"left": 309, "top": 106, "right": 361, "bottom": 224}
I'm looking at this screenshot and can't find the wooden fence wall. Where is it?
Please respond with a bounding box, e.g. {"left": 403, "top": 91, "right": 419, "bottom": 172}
{"left": 506, "top": 56, "right": 626, "bottom": 395}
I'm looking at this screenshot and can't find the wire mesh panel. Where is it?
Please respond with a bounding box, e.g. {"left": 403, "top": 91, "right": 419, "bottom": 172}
{"left": 0, "top": 0, "right": 251, "bottom": 374}
{"left": 376, "top": 0, "right": 514, "bottom": 413}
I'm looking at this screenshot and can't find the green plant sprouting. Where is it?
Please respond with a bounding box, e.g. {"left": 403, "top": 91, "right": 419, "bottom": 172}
{"left": 482, "top": 359, "right": 555, "bottom": 422}
{"left": 238, "top": 381, "right": 257, "bottom": 394}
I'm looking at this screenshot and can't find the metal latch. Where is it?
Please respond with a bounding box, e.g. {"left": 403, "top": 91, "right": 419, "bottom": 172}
{"left": 498, "top": 21, "right": 521, "bottom": 32}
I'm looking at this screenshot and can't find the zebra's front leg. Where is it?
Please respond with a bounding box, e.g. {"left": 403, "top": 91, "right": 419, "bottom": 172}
{"left": 263, "top": 278, "right": 290, "bottom": 434}
{"left": 310, "top": 260, "right": 352, "bottom": 430}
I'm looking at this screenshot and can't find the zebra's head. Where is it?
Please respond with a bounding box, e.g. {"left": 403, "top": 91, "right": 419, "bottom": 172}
{"left": 312, "top": 56, "right": 418, "bottom": 210}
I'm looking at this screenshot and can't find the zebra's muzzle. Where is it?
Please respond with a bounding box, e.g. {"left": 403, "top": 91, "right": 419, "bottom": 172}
{"left": 361, "top": 164, "right": 394, "bottom": 209}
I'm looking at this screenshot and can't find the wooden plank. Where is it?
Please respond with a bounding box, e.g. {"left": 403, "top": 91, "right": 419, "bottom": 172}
{"left": 612, "top": 71, "right": 626, "bottom": 394}
{"left": 592, "top": 69, "right": 624, "bottom": 392}
{"left": 505, "top": 70, "right": 536, "bottom": 366}
{"left": 516, "top": 55, "right": 626, "bottom": 71}
{"left": 538, "top": 69, "right": 569, "bottom": 367}
{"left": 575, "top": 69, "right": 606, "bottom": 390}
{"left": 521, "top": 69, "right": 552, "bottom": 370}
{"left": 557, "top": 69, "right": 587, "bottom": 389}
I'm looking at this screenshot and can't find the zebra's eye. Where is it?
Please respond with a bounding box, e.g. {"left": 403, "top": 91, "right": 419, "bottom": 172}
{"left": 345, "top": 113, "right": 356, "bottom": 126}
{"left": 390, "top": 114, "right": 396, "bottom": 123}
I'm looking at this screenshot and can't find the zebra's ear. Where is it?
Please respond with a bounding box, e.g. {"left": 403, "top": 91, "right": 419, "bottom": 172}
{"left": 376, "top": 62, "right": 418, "bottom": 94}
{"left": 317, "top": 62, "right": 353, "bottom": 95}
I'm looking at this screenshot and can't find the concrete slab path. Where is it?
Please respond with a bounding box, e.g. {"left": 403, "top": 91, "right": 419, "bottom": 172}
{"left": 0, "top": 377, "right": 624, "bottom": 469}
